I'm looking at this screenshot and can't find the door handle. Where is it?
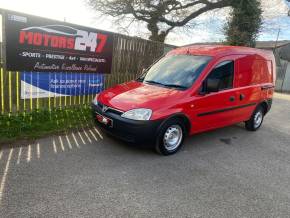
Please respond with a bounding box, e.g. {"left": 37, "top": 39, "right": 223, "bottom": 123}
{"left": 229, "top": 96, "right": 235, "bottom": 102}
{"left": 240, "top": 94, "right": 245, "bottom": 100}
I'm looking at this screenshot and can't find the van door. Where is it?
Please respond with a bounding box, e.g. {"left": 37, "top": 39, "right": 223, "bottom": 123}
{"left": 234, "top": 56, "right": 268, "bottom": 122}
{"left": 191, "top": 59, "right": 241, "bottom": 133}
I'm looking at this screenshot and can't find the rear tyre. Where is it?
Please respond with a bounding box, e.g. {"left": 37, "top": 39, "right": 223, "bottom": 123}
{"left": 155, "top": 119, "right": 186, "bottom": 155}
{"left": 245, "top": 105, "right": 264, "bottom": 131}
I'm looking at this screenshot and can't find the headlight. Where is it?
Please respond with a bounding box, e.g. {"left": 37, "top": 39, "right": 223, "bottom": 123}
{"left": 92, "top": 94, "right": 99, "bottom": 106}
{"left": 121, "top": 108, "right": 152, "bottom": 121}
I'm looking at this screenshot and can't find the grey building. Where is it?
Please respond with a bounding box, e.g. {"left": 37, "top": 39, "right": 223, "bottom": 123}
{"left": 256, "top": 41, "right": 290, "bottom": 93}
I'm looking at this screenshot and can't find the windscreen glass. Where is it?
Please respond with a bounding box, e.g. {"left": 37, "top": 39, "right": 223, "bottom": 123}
{"left": 142, "top": 55, "right": 212, "bottom": 89}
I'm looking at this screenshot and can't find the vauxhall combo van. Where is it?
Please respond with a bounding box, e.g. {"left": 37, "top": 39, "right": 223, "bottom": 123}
{"left": 92, "top": 45, "right": 276, "bottom": 155}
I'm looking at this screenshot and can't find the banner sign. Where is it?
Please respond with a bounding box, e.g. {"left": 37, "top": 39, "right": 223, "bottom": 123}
{"left": 21, "top": 72, "right": 104, "bottom": 99}
{"left": 4, "top": 10, "right": 113, "bottom": 73}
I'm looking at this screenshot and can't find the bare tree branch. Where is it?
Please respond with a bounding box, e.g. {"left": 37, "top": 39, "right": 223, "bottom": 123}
{"left": 86, "top": 0, "right": 234, "bottom": 42}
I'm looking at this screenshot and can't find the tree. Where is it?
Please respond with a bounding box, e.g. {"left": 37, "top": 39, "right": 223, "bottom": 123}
{"left": 87, "top": 0, "right": 233, "bottom": 42}
{"left": 224, "top": 0, "right": 262, "bottom": 47}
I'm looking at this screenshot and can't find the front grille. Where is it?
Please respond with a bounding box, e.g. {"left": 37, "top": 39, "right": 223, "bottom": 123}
{"left": 97, "top": 102, "right": 123, "bottom": 116}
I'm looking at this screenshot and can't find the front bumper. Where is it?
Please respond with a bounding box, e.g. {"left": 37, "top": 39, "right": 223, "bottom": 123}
{"left": 91, "top": 103, "right": 163, "bottom": 144}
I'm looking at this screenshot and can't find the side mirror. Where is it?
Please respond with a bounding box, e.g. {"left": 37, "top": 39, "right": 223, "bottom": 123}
{"left": 205, "top": 78, "right": 220, "bottom": 93}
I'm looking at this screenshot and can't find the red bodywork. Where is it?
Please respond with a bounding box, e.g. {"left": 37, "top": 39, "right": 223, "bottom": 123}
{"left": 98, "top": 45, "right": 276, "bottom": 135}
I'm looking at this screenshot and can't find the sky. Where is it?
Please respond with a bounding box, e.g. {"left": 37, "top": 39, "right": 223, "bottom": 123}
{"left": 0, "top": 0, "right": 289, "bottom": 46}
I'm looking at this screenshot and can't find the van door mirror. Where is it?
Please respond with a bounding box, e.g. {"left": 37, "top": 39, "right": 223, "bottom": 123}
{"left": 206, "top": 78, "right": 220, "bottom": 93}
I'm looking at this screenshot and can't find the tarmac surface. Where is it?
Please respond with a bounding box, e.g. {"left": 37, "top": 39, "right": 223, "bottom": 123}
{"left": 0, "top": 93, "right": 290, "bottom": 217}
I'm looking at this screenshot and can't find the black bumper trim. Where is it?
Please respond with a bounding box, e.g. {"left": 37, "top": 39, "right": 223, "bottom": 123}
{"left": 92, "top": 104, "right": 163, "bottom": 144}
{"left": 265, "top": 98, "right": 273, "bottom": 113}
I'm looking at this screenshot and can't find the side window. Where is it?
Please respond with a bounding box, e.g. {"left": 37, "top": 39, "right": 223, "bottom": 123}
{"left": 207, "top": 60, "right": 234, "bottom": 90}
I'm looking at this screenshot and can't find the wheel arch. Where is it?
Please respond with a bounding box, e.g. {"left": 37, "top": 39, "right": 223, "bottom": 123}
{"left": 158, "top": 113, "right": 191, "bottom": 135}
{"left": 259, "top": 99, "right": 272, "bottom": 114}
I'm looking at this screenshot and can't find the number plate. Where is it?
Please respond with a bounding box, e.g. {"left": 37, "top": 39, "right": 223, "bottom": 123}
{"left": 96, "top": 112, "right": 113, "bottom": 127}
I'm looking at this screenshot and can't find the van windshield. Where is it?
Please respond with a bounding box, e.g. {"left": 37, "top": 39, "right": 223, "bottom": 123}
{"left": 141, "top": 55, "right": 212, "bottom": 90}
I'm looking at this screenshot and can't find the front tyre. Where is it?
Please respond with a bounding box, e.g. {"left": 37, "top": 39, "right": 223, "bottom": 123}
{"left": 245, "top": 105, "right": 264, "bottom": 131}
{"left": 155, "top": 119, "right": 185, "bottom": 155}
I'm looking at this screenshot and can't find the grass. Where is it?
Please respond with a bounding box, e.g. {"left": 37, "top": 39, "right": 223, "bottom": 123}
{"left": 0, "top": 105, "right": 94, "bottom": 145}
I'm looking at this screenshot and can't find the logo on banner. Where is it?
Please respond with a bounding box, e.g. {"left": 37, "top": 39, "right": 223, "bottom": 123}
{"left": 19, "top": 25, "right": 108, "bottom": 53}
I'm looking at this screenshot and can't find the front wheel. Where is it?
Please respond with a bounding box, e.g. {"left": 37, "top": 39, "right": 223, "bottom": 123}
{"left": 155, "top": 119, "right": 186, "bottom": 155}
{"left": 245, "top": 106, "right": 264, "bottom": 131}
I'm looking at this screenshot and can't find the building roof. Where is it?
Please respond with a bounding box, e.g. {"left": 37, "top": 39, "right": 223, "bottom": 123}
{"left": 184, "top": 40, "right": 290, "bottom": 49}
{"left": 255, "top": 41, "right": 290, "bottom": 49}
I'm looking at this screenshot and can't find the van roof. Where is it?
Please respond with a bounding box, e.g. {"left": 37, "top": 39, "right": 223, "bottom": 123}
{"left": 168, "top": 45, "right": 274, "bottom": 60}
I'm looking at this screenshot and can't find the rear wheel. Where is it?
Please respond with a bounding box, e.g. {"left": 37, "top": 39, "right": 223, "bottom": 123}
{"left": 155, "top": 119, "right": 186, "bottom": 155}
{"left": 245, "top": 105, "right": 265, "bottom": 131}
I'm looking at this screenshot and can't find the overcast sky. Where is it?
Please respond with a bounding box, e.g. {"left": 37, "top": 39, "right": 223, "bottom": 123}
{"left": 0, "top": 0, "right": 289, "bottom": 45}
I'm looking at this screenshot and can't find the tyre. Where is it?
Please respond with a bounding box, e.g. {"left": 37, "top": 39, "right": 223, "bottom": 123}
{"left": 245, "top": 105, "right": 265, "bottom": 131}
{"left": 155, "top": 118, "right": 186, "bottom": 155}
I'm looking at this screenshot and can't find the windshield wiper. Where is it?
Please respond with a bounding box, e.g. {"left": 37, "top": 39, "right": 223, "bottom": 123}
{"left": 162, "top": 84, "right": 187, "bottom": 90}
{"left": 144, "top": 80, "right": 165, "bottom": 86}
{"left": 145, "top": 80, "right": 187, "bottom": 90}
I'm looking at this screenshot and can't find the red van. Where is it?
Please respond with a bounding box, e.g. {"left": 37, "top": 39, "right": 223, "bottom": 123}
{"left": 92, "top": 45, "right": 276, "bottom": 155}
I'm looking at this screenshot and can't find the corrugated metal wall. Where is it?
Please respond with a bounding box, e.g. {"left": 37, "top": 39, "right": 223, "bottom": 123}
{"left": 274, "top": 44, "right": 290, "bottom": 93}
{"left": 281, "top": 62, "right": 290, "bottom": 92}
